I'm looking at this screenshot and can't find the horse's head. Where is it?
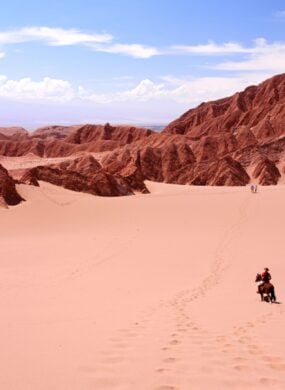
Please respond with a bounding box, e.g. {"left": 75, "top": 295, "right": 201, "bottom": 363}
{"left": 255, "top": 273, "right": 262, "bottom": 282}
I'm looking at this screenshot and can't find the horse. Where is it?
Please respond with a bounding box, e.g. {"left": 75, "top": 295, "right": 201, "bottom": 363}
{"left": 255, "top": 273, "right": 276, "bottom": 302}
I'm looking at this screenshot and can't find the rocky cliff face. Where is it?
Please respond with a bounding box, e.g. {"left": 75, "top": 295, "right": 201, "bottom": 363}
{"left": 0, "top": 164, "right": 24, "bottom": 206}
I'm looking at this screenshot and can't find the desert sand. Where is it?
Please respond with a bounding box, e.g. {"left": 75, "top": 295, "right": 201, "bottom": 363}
{"left": 0, "top": 182, "right": 285, "bottom": 390}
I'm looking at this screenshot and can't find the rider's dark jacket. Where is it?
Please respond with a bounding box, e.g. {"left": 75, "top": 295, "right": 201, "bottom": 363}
{"left": 261, "top": 271, "right": 271, "bottom": 283}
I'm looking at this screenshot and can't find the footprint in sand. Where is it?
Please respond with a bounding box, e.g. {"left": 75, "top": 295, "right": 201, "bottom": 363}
{"left": 156, "top": 368, "right": 171, "bottom": 374}
{"left": 237, "top": 336, "right": 252, "bottom": 344}
{"left": 163, "top": 357, "right": 177, "bottom": 363}
{"left": 269, "top": 363, "right": 285, "bottom": 371}
{"left": 155, "top": 386, "right": 178, "bottom": 390}
{"left": 247, "top": 344, "right": 263, "bottom": 355}
{"left": 261, "top": 355, "right": 283, "bottom": 363}
{"left": 259, "top": 377, "right": 281, "bottom": 385}
{"left": 169, "top": 339, "right": 180, "bottom": 345}
{"left": 175, "top": 326, "right": 187, "bottom": 333}
{"left": 232, "top": 364, "right": 252, "bottom": 373}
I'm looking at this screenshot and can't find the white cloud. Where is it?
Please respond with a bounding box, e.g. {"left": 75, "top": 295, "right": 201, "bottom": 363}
{"left": 0, "top": 71, "right": 276, "bottom": 107}
{"left": 0, "top": 76, "right": 75, "bottom": 102}
{"left": 0, "top": 26, "right": 112, "bottom": 46}
{"left": 215, "top": 39, "right": 285, "bottom": 72}
{"left": 172, "top": 41, "right": 252, "bottom": 55}
{"left": 79, "top": 73, "right": 271, "bottom": 105}
{"left": 0, "top": 26, "right": 160, "bottom": 58}
{"left": 0, "top": 27, "right": 284, "bottom": 64}
{"left": 0, "top": 51, "right": 5, "bottom": 59}
{"left": 117, "top": 79, "right": 165, "bottom": 99}
{"left": 91, "top": 43, "right": 160, "bottom": 58}
{"left": 116, "top": 73, "right": 271, "bottom": 104}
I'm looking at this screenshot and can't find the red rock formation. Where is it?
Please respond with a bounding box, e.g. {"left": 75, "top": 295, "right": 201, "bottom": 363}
{"left": 102, "top": 141, "right": 197, "bottom": 185}
{"left": 20, "top": 170, "right": 40, "bottom": 187}
{"left": 0, "top": 133, "right": 9, "bottom": 140}
{"left": 164, "top": 73, "right": 285, "bottom": 143}
{"left": 20, "top": 165, "right": 135, "bottom": 196}
{"left": 56, "top": 154, "right": 102, "bottom": 175}
{"left": 0, "top": 139, "right": 45, "bottom": 157}
{"left": 252, "top": 158, "right": 281, "bottom": 185}
{"left": 66, "top": 123, "right": 153, "bottom": 148}
{"left": 0, "top": 127, "right": 28, "bottom": 137}
{"left": 31, "top": 125, "right": 81, "bottom": 140}
{"left": 0, "top": 164, "right": 24, "bottom": 205}
{"left": 0, "top": 124, "right": 154, "bottom": 157}
{"left": 20, "top": 153, "right": 149, "bottom": 196}
{"left": 208, "top": 157, "right": 250, "bottom": 186}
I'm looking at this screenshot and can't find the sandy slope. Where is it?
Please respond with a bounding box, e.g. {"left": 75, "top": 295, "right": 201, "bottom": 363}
{"left": 0, "top": 182, "right": 285, "bottom": 390}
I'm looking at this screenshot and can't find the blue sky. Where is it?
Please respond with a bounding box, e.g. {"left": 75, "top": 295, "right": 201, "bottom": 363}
{"left": 0, "top": 0, "right": 284, "bottom": 128}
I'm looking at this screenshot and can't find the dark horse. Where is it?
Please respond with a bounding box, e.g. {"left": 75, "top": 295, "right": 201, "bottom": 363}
{"left": 255, "top": 273, "right": 276, "bottom": 302}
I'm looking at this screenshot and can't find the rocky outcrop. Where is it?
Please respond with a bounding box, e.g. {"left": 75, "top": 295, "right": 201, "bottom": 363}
{"left": 208, "top": 157, "right": 250, "bottom": 186}
{"left": 0, "top": 127, "right": 28, "bottom": 137}
{"left": 0, "top": 139, "right": 46, "bottom": 157}
{"left": 20, "top": 166, "right": 134, "bottom": 196}
{"left": 0, "top": 124, "right": 154, "bottom": 157}
{"left": 56, "top": 155, "right": 102, "bottom": 175}
{"left": 20, "top": 170, "right": 40, "bottom": 186}
{"left": 252, "top": 158, "right": 281, "bottom": 185}
{"left": 164, "top": 73, "right": 285, "bottom": 143}
{"left": 66, "top": 123, "right": 153, "bottom": 148}
{"left": 0, "top": 164, "right": 24, "bottom": 206}
{"left": 31, "top": 125, "right": 81, "bottom": 140}
{"left": 20, "top": 153, "right": 150, "bottom": 196}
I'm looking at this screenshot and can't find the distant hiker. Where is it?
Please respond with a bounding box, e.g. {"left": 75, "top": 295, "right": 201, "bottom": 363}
{"left": 255, "top": 185, "right": 258, "bottom": 193}
{"left": 250, "top": 185, "right": 255, "bottom": 193}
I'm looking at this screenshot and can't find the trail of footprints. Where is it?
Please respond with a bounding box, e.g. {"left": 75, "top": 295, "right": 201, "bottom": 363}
{"left": 79, "top": 194, "right": 284, "bottom": 389}
{"left": 154, "top": 293, "right": 285, "bottom": 389}
{"left": 79, "top": 285, "right": 284, "bottom": 390}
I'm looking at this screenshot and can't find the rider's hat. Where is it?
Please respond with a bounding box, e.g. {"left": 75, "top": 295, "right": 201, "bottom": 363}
{"left": 264, "top": 267, "right": 269, "bottom": 271}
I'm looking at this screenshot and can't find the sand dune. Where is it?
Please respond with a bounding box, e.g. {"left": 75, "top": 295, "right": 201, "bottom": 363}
{"left": 0, "top": 182, "right": 285, "bottom": 389}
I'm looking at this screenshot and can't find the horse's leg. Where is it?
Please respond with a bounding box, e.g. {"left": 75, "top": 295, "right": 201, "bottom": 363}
{"left": 260, "top": 293, "right": 264, "bottom": 301}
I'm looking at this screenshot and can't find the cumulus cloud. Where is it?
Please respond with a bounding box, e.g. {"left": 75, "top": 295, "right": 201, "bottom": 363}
{"left": 0, "top": 71, "right": 276, "bottom": 108}
{"left": 0, "top": 76, "right": 75, "bottom": 102}
{"left": 78, "top": 73, "right": 271, "bottom": 105}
